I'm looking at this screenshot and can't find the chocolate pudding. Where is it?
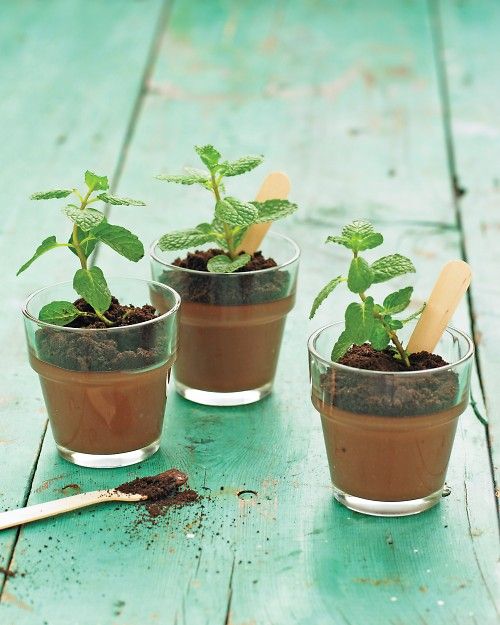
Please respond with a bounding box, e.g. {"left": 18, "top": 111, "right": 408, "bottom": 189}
{"left": 30, "top": 353, "right": 174, "bottom": 455}
{"left": 313, "top": 396, "right": 465, "bottom": 501}
{"left": 174, "top": 295, "right": 294, "bottom": 392}
{"left": 152, "top": 247, "right": 297, "bottom": 397}
{"left": 27, "top": 296, "right": 178, "bottom": 458}
{"left": 312, "top": 344, "right": 467, "bottom": 503}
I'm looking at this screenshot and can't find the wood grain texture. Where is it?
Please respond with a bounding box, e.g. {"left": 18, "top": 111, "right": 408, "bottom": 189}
{"left": 0, "top": 1, "right": 499, "bottom": 624}
{"left": 435, "top": 0, "right": 500, "bottom": 489}
{"left": 0, "top": 0, "right": 166, "bottom": 595}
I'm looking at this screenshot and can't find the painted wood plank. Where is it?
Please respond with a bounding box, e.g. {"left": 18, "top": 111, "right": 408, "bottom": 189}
{"left": 0, "top": 0, "right": 166, "bottom": 593}
{"left": 2, "top": 1, "right": 499, "bottom": 624}
{"left": 435, "top": 0, "right": 500, "bottom": 488}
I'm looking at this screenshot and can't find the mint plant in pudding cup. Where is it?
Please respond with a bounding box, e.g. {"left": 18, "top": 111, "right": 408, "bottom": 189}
{"left": 307, "top": 220, "right": 474, "bottom": 516}
{"left": 19, "top": 171, "right": 180, "bottom": 468}
{"left": 150, "top": 145, "right": 300, "bottom": 406}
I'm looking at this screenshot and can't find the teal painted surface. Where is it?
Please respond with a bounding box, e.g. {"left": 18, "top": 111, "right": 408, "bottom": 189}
{"left": 0, "top": 1, "right": 499, "bottom": 624}
{"left": 0, "top": 0, "right": 166, "bottom": 592}
{"left": 436, "top": 0, "right": 500, "bottom": 487}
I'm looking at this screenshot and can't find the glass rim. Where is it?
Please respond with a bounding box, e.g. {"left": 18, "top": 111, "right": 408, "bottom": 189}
{"left": 22, "top": 276, "right": 181, "bottom": 333}
{"left": 149, "top": 231, "right": 301, "bottom": 277}
{"left": 308, "top": 321, "right": 475, "bottom": 376}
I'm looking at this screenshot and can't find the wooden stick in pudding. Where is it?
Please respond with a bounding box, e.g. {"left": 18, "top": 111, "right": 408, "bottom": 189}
{"left": 407, "top": 259, "right": 472, "bottom": 354}
{"left": 236, "top": 171, "right": 290, "bottom": 256}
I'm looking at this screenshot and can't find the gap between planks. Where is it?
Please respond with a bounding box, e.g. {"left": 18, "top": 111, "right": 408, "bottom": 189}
{"left": 0, "top": 0, "right": 174, "bottom": 604}
{"left": 93, "top": 0, "right": 174, "bottom": 264}
{"left": 427, "top": 0, "right": 499, "bottom": 526}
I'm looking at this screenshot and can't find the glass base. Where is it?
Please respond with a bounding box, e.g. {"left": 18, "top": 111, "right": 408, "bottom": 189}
{"left": 175, "top": 380, "right": 273, "bottom": 406}
{"left": 333, "top": 485, "right": 443, "bottom": 517}
{"left": 56, "top": 439, "right": 160, "bottom": 468}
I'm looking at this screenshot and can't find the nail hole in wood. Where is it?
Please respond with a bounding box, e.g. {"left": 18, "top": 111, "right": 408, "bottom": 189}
{"left": 237, "top": 490, "right": 258, "bottom": 500}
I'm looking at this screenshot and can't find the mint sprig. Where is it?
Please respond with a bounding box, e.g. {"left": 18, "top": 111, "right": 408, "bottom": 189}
{"left": 18, "top": 170, "right": 146, "bottom": 326}
{"left": 156, "top": 145, "right": 298, "bottom": 273}
{"left": 310, "top": 220, "right": 423, "bottom": 366}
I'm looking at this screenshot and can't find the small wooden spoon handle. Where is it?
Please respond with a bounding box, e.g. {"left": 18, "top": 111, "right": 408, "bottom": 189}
{"left": 407, "top": 260, "right": 472, "bottom": 354}
{"left": 0, "top": 490, "right": 143, "bottom": 531}
{"left": 236, "top": 171, "right": 291, "bottom": 255}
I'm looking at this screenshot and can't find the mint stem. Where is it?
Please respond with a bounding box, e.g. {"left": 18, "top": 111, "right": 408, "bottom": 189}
{"left": 211, "top": 172, "right": 237, "bottom": 259}
{"left": 71, "top": 225, "right": 87, "bottom": 270}
{"left": 389, "top": 331, "right": 410, "bottom": 367}
{"left": 95, "top": 310, "right": 113, "bottom": 326}
{"left": 73, "top": 184, "right": 112, "bottom": 326}
{"left": 71, "top": 186, "right": 94, "bottom": 270}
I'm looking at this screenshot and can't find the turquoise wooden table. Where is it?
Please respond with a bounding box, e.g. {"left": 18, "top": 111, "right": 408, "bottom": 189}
{"left": 1, "top": 1, "right": 499, "bottom": 623}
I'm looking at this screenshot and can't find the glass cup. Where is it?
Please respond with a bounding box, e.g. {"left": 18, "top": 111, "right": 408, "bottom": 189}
{"left": 22, "top": 278, "right": 180, "bottom": 468}
{"left": 150, "top": 231, "right": 300, "bottom": 406}
{"left": 308, "top": 321, "right": 474, "bottom": 516}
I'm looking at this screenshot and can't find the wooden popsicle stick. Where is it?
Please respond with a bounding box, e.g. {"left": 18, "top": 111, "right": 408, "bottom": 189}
{"left": 236, "top": 171, "right": 291, "bottom": 255}
{"left": 0, "top": 489, "right": 145, "bottom": 531}
{"left": 407, "top": 260, "right": 472, "bottom": 354}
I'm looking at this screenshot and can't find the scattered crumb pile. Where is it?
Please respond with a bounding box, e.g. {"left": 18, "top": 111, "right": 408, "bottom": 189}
{"left": 117, "top": 468, "right": 199, "bottom": 519}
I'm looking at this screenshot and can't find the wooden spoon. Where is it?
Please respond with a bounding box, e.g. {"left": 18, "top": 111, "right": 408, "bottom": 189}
{"left": 407, "top": 259, "right": 472, "bottom": 354}
{"left": 0, "top": 489, "right": 146, "bottom": 531}
{"left": 236, "top": 171, "right": 290, "bottom": 255}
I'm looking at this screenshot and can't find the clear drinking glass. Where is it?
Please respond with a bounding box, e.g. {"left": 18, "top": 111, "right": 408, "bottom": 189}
{"left": 150, "top": 232, "right": 300, "bottom": 406}
{"left": 22, "top": 278, "right": 180, "bottom": 468}
{"left": 308, "top": 321, "right": 474, "bottom": 516}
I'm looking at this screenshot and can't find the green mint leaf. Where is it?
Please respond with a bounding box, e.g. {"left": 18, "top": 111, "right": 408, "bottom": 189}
{"left": 92, "top": 222, "right": 144, "bottom": 262}
{"left": 252, "top": 199, "right": 298, "bottom": 223}
{"left": 331, "top": 329, "right": 354, "bottom": 362}
{"left": 184, "top": 167, "right": 211, "bottom": 179}
{"left": 30, "top": 190, "right": 72, "bottom": 200}
{"left": 401, "top": 303, "right": 426, "bottom": 324}
{"left": 96, "top": 193, "right": 145, "bottom": 206}
{"left": 328, "top": 220, "right": 383, "bottom": 252}
{"left": 85, "top": 171, "right": 109, "bottom": 191}
{"left": 158, "top": 228, "right": 215, "bottom": 251}
{"left": 39, "top": 301, "right": 81, "bottom": 326}
{"left": 383, "top": 286, "right": 413, "bottom": 315}
{"left": 326, "top": 234, "right": 353, "bottom": 249}
{"left": 195, "top": 145, "right": 221, "bottom": 171}
{"left": 309, "top": 276, "right": 344, "bottom": 319}
{"left": 342, "top": 220, "right": 383, "bottom": 251}
{"left": 385, "top": 316, "right": 404, "bottom": 331}
{"left": 220, "top": 155, "right": 263, "bottom": 176}
{"left": 68, "top": 227, "right": 98, "bottom": 258}
{"left": 215, "top": 197, "right": 258, "bottom": 227}
{"left": 195, "top": 222, "right": 213, "bottom": 233}
{"left": 345, "top": 297, "right": 374, "bottom": 344}
{"left": 232, "top": 227, "right": 248, "bottom": 248}
{"left": 73, "top": 266, "right": 111, "bottom": 313}
{"left": 63, "top": 204, "right": 105, "bottom": 231}
{"left": 156, "top": 171, "right": 210, "bottom": 186}
{"left": 17, "top": 236, "right": 61, "bottom": 275}
{"left": 207, "top": 254, "right": 250, "bottom": 273}
{"left": 210, "top": 218, "right": 226, "bottom": 235}
{"left": 371, "top": 254, "right": 415, "bottom": 283}
{"left": 356, "top": 234, "right": 383, "bottom": 251}
{"left": 370, "top": 319, "right": 390, "bottom": 350}
{"left": 185, "top": 167, "right": 213, "bottom": 190}
{"left": 347, "top": 257, "right": 374, "bottom": 293}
